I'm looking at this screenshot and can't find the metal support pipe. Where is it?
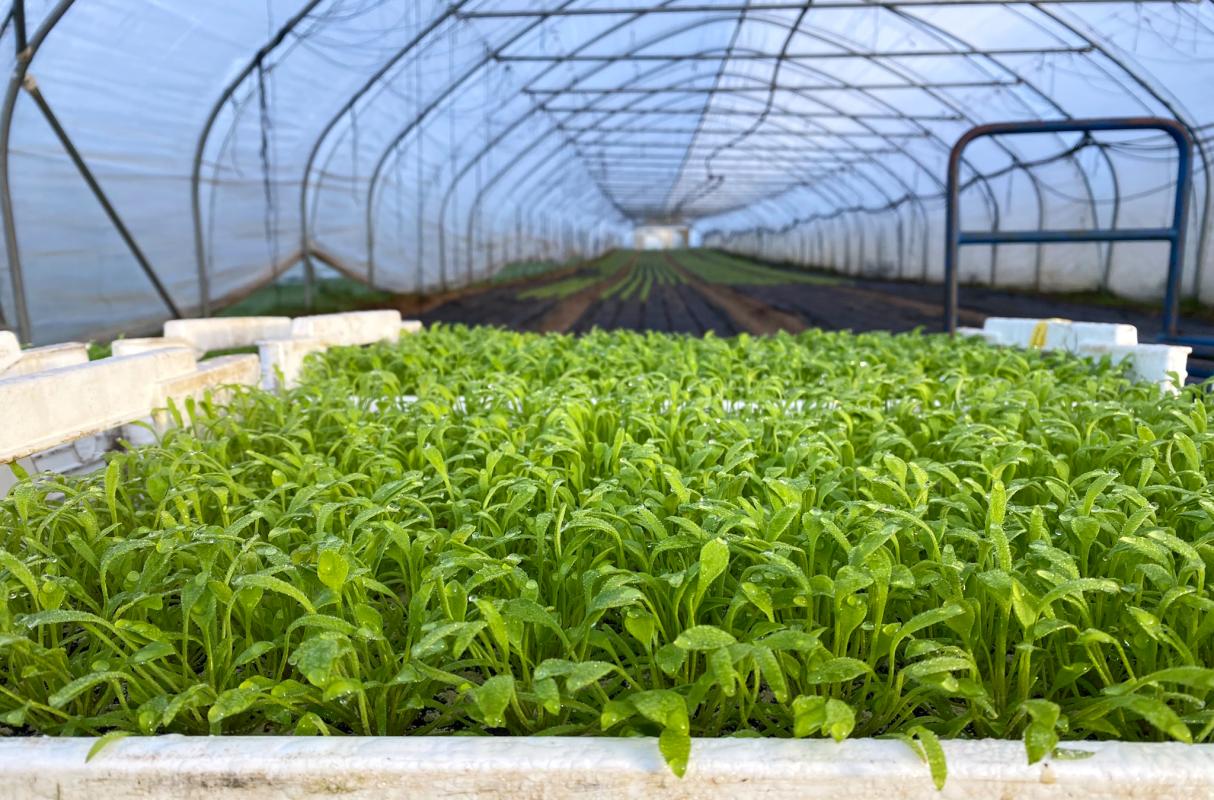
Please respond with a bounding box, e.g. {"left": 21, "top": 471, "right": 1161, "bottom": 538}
{"left": 499, "top": 46, "right": 1089, "bottom": 62}
{"left": 23, "top": 77, "right": 180, "bottom": 317}
{"left": 0, "top": 0, "right": 74, "bottom": 342}
{"left": 191, "top": 0, "right": 326, "bottom": 318}
{"left": 12, "top": 0, "right": 26, "bottom": 55}
{"left": 460, "top": 0, "right": 1182, "bottom": 16}
{"left": 530, "top": 80, "right": 1019, "bottom": 94}
{"left": 300, "top": 2, "right": 470, "bottom": 310}
{"left": 944, "top": 117, "right": 1194, "bottom": 337}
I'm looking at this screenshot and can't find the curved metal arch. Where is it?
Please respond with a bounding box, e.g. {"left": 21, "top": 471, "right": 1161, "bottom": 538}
{"left": 471, "top": 147, "right": 625, "bottom": 282}
{"left": 704, "top": 122, "right": 1114, "bottom": 279}
{"left": 362, "top": 0, "right": 674, "bottom": 283}
{"left": 190, "top": 0, "right": 328, "bottom": 316}
{"left": 879, "top": 5, "right": 1104, "bottom": 290}
{"left": 1030, "top": 3, "right": 1213, "bottom": 299}
{"left": 670, "top": 13, "right": 1037, "bottom": 273}
{"left": 592, "top": 12, "right": 990, "bottom": 198}
{"left": 598, "top": 52, "right": 936, "bottom": 254}
{"left": 540, "top": 11, "right": 959, "bottom": 189}
{"left": 911, "top": 17, "right": 1118, "bottom": 284}
{"left": 450, "top": 77, "right": 892, "bottom": 287}
{"left": 477, "top": 150, "right": 627, "bottom": 277}
{"left": 511, "top": 164, "right": 622, "bottom": 274}
{"left": 472, "top": 144, "right": 853, "bottom": 288}
{"left": 369, "top": 7, "right": 972, "bottom": 256}
{"left": 552, "top": 11, "right": 998, "bottom": 246}
{"left": 298, "top": 1, "right": 473, "bottom": 295}
{"left": 0, "top": 0, "right": 75, "bottom": 341}
{"left": 447, "top": 48, "right": 955, "bottom": 275}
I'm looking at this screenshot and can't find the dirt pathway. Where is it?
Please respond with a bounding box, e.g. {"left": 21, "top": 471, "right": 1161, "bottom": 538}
{"left": 834, "top": 284, "right": 987, "bottom": 327}
{"left": 665, "top": 254, "right": 808, "bottom": 335}
{"left": 394, "top": 264, "right": 586, "bottom": 317}
{"left": 535, "top": 256, "right": 637, "bottom": 333}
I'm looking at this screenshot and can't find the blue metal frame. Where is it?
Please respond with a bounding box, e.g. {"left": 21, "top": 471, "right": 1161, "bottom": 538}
{"left": 944, "top": 117, "right": 1194, "bottom": 339}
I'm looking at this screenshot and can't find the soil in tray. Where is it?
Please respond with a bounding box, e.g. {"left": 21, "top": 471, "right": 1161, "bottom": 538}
{"left": 419, "top": 249, "right": 1214, "bottom": 341}
{"left": 418, "top": 284, "right": 557, "bottom": 330}
{"left": 570, "top": 283, "right": 739, "bottom": 336}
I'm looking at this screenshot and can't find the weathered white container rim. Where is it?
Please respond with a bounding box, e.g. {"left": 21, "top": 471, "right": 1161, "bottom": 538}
{"left": 3, "top": 736, "right": 1212, "bottom": 799}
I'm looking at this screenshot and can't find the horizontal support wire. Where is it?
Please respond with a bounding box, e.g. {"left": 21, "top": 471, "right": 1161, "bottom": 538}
{"left": 537, "top": 108, "right": 964, "bottom": 120}
{"left": 528, "top": 80, "right": 1021, "bottom": 94}
{"left": 460, "top": 0, "right": 1185, "bottom": 17}
{"left": 500, "top": 47, "right": 1090, "bottom": 62}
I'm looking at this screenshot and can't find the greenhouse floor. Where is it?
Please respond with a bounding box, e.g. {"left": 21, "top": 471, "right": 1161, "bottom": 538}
{"left": 420, "top": 250, "right": 1214, "bottom": 343}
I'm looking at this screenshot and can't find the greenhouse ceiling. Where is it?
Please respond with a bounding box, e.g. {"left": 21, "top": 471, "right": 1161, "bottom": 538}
{"left": 0, "top": 0, "right": 1212, "bottom": 343}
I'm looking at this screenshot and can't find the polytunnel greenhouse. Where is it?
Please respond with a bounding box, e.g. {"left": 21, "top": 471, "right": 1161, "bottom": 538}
{"left": 2, "top": 2, "right": 1214, "bottom": 798}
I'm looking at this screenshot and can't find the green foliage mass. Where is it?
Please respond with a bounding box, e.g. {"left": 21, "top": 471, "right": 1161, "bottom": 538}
{"left": 2, "top": 326, "right": 1212, "bottom": 783}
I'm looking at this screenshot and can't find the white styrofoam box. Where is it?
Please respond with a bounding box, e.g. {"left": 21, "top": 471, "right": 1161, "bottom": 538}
{"left": 158, "top": 354, "right": 260, "bottom": 407}
{"left": 1066, "top": 321, "right": 1137, "bottom": 349}
{"left": 0, "top": 329, "right": 18, "bottom": 371}
{"left": 0, "top": 348, "right": 196, "bottom": 463}
{"left": 122, "top": 354, "right": 264, "bottom": 447}
{"left": 259, "top": 338, "right": 326, "bottom": 391}
{"left": 164, "top": 317, "right": 293, "bottom": 357}
{"left": 1, "top": 736, "right": 1211, "bottom": 800}
{"left": 401, "top": 319, "right": 423, "bottom": 334}
{"left": 290, "top": 310, "right": 402, "bottom": 346}
{"left": 110, "top": 337, "right": 194, "bottom": 357}
{"left": 1077, "top": 342, "right": 1191, "bottom": 390}
{"left": 0, "top": 342, "right": 89, "bottom": 377}
{"left": 0, "top": 431, "right": 116, "bottom": 497}
{"left": 981, "top": 317, "right": 1075, "bottom": 350}
{"left": 981, "top": 317, "right": 1040, "bottom": 346}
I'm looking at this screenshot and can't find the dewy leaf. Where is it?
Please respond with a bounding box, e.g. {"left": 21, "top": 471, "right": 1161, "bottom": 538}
{"left": 822, "top": 699, "right": 856, "bottom": 742}
{"left": 234, "top": 641, "right": 277, "bottom": 666}
{"left": 674, "top": 625, "right": 737, "bottom": 651}
{"left": 740, "top": 582, "right": 774, "bottom": 620}
{"left": 49, "top": 671, "right": 130, "bottom": 709}
{"left": 129, "top": 641, "right": 175, "bottom": 665}
{"left": 631, "top": 690, "right": 689, "bottom": 734}
{"left": 659, "top": 728, "right": 692, "bottom": 778}
{"left": 317, "top": 549, "right": 350, "bottom": 594}
{"left": 1022, "top": 699, "right": 1061, "bottom": 764}
{"left": 655, "top": 643, "right": 687, "bottom": 675}
{"left": 803, "top": 657, "right": 872, "bottom": 685}
{"left": 792, "top": 695, "right": 826, "bottom": 738}
{"left": 696, "top": 538, "right": 730, "bottom": 601}
{"left": 207, "top": 687, "right": 262, "bottom": 725}
{"left": 589, "top": 585, "right": 645, "bottom": 614}
{"left": 234, "top": 574, "right": 315, "bottom": 614}
{"left": 289, "top": 634, "right": 352, "bottom": 688}
{"left": 752, "top": 646, "right": 789, "bottom": 703}
{"left": 1121, "top": 696, "right": 1193, "bottom": 743}
{"left": 564, "top": 661, "right": 616, "bottom": 694}
{"left": 533, "top": 677, "right": 561, "bottom": 715}
{"left": 472, "top": 675, "right": 515, "bottom": 728}
{"left": 500, "top": 598, "right": 570, "bottom": 644}
{"left": 906, "top": 726, "right": 948, "bottom": 791}
{"left": 86, "top": 731, "right": 131, "bottom": 762}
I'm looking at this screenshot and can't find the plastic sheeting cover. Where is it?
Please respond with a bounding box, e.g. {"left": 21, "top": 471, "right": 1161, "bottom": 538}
{"left": 0, "top": 1, "right": 1211, "bottom": 343}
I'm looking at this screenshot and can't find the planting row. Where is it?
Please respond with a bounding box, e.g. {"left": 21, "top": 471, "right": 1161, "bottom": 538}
{"left": 2, "top": 326, "right": 1211, "bottom": 785}
{"left": 421, "top": 250, "right": 1214, "bottom": 351}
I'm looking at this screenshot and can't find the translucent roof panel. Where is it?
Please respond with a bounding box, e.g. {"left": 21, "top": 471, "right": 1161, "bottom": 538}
{"left": 0, "top": 0, "right": 1211, "bottom": 342}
